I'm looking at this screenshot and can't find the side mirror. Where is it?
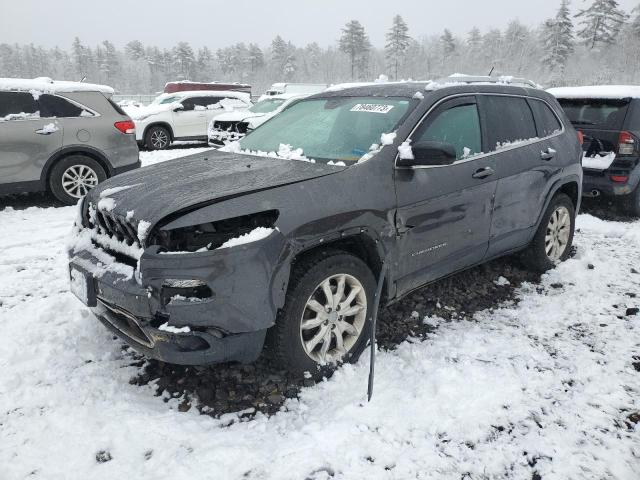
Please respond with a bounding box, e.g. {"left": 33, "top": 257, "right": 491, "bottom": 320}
{"left": 172, "top": 104, "right": 184, "bottom": 112}
{"left": 397, "top": 141, "right": 457, "bottom": 167}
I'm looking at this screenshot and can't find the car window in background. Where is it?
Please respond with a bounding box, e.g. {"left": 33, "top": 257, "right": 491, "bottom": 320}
{"left": 528, "top": 99, "right": 562, "bottom": 137}
{"left": 558, "top": 98, "right": 630, "bottom": 130}
{"left": 483, "top": 96, "right": 537, "bottom": 150}
{"left": 153, "top": 95, "right": 180, "bottom": 105}
{"left": 39, "top": 94, "right": 91, "bottom": 118}
{"left": 413, "top": 103, "right": 482, "bottom": 160}
{"left": 249, "top": 98, "right": 287, "bottom": 114}
{"left": 0, "top": 91, "right": 39, "bottom": 120}
{"left": 240, "top": 96, "right": 413, "bottom": 163}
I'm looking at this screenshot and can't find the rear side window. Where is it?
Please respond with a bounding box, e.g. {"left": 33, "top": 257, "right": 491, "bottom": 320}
{"left": 38, "top": 94, "right": 89, "bottom": 118}
{"left": 482, "top": 96, "right": 537, "bottom": 151}
{"left": 0, "top": 91, "right": 39, "bottom": 121}
{"left": 558, "top": 98, "right": 629, "bottom": 130}
{"left": 414, "top": 103, "right": 482, "bottom": 160}
{"left": 528, "top": 99, "right": 562, "bottom": 137}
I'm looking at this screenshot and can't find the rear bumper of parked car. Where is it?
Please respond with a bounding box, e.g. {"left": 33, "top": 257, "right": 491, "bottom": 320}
{"left": 582, "top": 162, "right": 640, "bottom": 197}
{"left": 68, "top": 231, "right": 287, "bottom": 365}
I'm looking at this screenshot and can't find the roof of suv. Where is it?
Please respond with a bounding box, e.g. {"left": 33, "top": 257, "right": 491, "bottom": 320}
{"left": 548, "top": 85, "right": 640, "bottom": 100}
{"left": 0, "top": 77, "right": 114, "bottom": 95}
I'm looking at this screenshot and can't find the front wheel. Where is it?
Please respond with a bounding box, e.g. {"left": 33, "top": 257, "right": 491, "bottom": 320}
{"left": 145, "top": 125, "right": 171, "bottom": 150}
{"left": 269, "top": 251, "right": 376, "bottom": 374}
{"left": 522, "top": 193, "right": 575, "bottom": 272}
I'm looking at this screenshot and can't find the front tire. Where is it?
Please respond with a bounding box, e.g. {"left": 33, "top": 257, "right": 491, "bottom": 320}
{"left": 145, "top": 125, "right": 171, "bottom": 150}
{"left": 49, "top": 155, "right": 107, "bottom": 205}
{"left": 270, "top": 251, "right": 376, "bottom": 374}
{"left": 522, "top": 193, "right": 575, "bottom": 272}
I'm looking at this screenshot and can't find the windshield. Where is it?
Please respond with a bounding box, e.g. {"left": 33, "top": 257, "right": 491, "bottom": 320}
{"left": 239, "top": 96, "right": 413, "bottom": 163}
{"left": 151, "top": 95, "right": 181, "bottom": 105}
{"left": 249, "top": 98, "right": 287, "bottom": 114}
{"left": 559, "top": 98, "right": 630, "bottom": 129}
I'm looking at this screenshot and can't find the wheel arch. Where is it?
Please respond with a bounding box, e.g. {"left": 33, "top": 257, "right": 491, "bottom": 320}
{"left": 534, "top": 176, "right": 581, "bottom": 231}
{"left": 41, "top": 145, "right": 114, "bottom": 190}
{"left": 143, "top": 122, "right": 175, "bottom": 143}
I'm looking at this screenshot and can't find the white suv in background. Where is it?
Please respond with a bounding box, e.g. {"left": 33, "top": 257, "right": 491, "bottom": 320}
{"left": 208, "top": 93, "right": 308, "bottom": 145}
{"left": 127, "top": 90, "right": 251, "bottom": 150}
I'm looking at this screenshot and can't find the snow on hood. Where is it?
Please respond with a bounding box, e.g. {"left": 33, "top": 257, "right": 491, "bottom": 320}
{"left": 548, "top": 85, "right": 640, "bottom": 100}
{"left": 0, "top": 77, "right": 114, "bottom": 96}
{"left": 84, "top": 149, "right": 347, "bottom": 226}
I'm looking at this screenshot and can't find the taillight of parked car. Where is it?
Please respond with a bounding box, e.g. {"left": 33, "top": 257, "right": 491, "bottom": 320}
{"left": 618, "top": 131, "right": 635, "bottom": 155}
{"left": 114, "top": 120, "right": 135, "bottom": 134}
{"left": 577, "top": 130, "right": 584, "bottom": 145}
{"left": 610, "top": 175, "right": 629, "bottom": 183}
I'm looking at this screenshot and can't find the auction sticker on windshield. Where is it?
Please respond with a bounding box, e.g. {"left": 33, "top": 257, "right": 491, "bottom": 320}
{"left": 350, "top": 104, "right": 394, "bottom": 113}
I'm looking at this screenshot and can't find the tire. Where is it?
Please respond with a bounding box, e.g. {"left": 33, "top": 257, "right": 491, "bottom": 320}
{"left": 145, "top": 125, "right": 171, "bottom": 150}
{"left": 269, "top": 250, "right": 376, "bottom": 374}
{"left": 622, "top": 185, "right": 640, "bottom": 217}
{"left": 49, "top": 155, "right": 107, "bottom": 205}
{"left": 521, "top": 193, "right": 575, "bottom": 273}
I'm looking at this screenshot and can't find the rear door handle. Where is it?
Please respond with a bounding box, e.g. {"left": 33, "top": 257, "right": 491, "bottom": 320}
{"left": 35, "top": 129, "right": 53, "bottom": 135}
{"left": 540, "top": 147, "right": 556, "bottom": 160}
{"left": 472, "top": 167, "right": 495, "bottom": 179}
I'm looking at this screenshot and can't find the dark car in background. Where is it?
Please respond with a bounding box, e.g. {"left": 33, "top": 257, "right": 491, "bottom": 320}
{"left": 0, "top": 77, "right": 140, "bottom": 205}
{"left": 549, "top": 86, "right": 640, "bottom": 216}
{"left": 68, "top": 77, "right": 582, "bottom": 374}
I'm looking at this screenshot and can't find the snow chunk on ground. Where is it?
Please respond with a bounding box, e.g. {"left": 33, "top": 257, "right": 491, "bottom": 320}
{"left": 494, "top": 276, "right": 511, "bottom": 286}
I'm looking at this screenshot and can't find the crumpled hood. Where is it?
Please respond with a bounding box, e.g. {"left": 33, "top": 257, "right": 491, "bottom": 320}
{"left": 86, "top": 149, "right": 346, "bottom": 226}
{"left": 213, "top": 110, "right": 265, "bottom": 123}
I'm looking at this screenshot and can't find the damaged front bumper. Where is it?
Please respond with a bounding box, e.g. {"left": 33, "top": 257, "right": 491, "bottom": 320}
{"left": 68, "top": 229, "right": 289, "bottom": 365}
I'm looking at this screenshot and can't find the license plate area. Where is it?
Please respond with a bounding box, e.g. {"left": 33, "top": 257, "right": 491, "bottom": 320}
{"left": 69, "top": 265, "right": 97, "bottom": 307}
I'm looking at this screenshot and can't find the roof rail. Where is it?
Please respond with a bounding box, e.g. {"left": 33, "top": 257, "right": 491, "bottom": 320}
{"left": 438, "top": 74, "right": 541, "bottom": 89}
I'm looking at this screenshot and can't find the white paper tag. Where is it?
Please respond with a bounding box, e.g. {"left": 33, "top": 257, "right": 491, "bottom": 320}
{"left": 350, "top": 104, "right": 394, "bottom": 114}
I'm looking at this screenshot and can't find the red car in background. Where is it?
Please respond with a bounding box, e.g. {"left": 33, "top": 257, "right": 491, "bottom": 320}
{"left": 164, "top": 81, "right": 251, "bottom": 96}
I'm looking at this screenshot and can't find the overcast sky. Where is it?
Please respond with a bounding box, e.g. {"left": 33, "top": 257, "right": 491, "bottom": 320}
{"left": 2, "top": 0, "right": 638, "bottom": 49}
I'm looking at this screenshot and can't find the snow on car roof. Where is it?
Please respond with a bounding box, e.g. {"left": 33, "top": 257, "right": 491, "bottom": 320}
{"left": 0, "top": 77, "right": 114, "bottom": 95}
{"left": 548, "top": 85, "right": 640, "bottom": 100}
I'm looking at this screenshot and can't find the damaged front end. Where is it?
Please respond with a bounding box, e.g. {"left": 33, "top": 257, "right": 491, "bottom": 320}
{"left": 68, "top": 201, "right": 289, "bottom": 365}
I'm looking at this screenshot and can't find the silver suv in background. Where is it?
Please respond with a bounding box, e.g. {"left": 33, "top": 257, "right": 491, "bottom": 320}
{"left": 0, "top": 77, "right": 140, "bottom": 205}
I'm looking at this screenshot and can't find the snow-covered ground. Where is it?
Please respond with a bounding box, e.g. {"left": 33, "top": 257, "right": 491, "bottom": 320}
{"left": 1, "top": 148, "right": 639, "bottom": 479}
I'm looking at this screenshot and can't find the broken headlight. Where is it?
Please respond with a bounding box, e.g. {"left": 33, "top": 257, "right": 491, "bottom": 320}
{"left": 150, "top": 210, "right": 279, "bottom": 253}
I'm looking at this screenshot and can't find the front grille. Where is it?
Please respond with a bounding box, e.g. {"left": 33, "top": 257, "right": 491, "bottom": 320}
{"left": 91, "top": 209, "right": 141, "bottom": 250}
{"left": 214, "top": 120, "right": 249, "bottom": 134}
{"left": 98, "top": 299, "right": 153, "bottom": 347}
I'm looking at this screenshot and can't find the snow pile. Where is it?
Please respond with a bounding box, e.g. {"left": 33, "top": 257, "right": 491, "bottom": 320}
{"left": 1, "top": 111, "right": 40, "bottom": 122}
{"left": 583, "top": 152, "right": 616, "bottom": 170}
{"left": 398, "top": 140, "right": 414, "bottom": 160}
{"left": 496, "top": 137, "right": 540, "bottom": 151}
{"left": 217, "top": 227, "right": 275, "bottom": 249}
{"left": 158, "top": 322, "right": 191, "bottom": 334}
{"left": 357, "top": 131, "right": 398, "bottom": 164}
{"left": 220, "top": 141, "right": 316, "bottom": 164}
{"left": 0, "top": 77, "right": 114, "bottom": 95}
{"left": 39, "top": 122, "right": 59, "bottom": 133}
{"left": 548, "top": 85, "right": 640, "bottom": 100}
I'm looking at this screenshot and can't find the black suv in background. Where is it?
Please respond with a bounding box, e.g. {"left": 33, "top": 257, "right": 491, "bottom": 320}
{"left": 549, "top": 86, "right": 640, "bottom": 216}
{"left": 69, "top": 77, "right": 582, "bottom": 374}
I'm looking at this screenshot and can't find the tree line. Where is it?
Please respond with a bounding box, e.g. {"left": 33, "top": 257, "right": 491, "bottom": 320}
{"left": 1, "top": 0, "right": 639, "bottom": 95}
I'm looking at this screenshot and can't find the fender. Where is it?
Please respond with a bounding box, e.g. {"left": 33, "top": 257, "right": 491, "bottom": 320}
{"left": 41, "top": 144, "right": 114, "bottom": 188}
{"left": 533, "top": 173, "right": 582, "bottom": 231}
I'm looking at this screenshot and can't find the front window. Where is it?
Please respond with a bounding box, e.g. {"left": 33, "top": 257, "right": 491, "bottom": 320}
{"left": 239, "top": 96, "right": 413, "bottom": 163}
{"left": 249, "top": 98, "right": 287, "bottom": 114}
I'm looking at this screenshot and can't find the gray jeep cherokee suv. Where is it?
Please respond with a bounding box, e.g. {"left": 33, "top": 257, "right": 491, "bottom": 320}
{"left": 68, "top": 78, "right": 582, "bottom": 374}
{"left": 0, "top": 78, "right": 140, "bottom": 205}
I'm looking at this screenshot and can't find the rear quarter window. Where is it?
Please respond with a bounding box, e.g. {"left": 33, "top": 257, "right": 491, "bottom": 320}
{"left": 558, "top": 98, "right": 629, "bottom": 130}
{"left": 528, "top": 99, "right": 562, "bottom": 137}
{"left": 481, "top": 95, "right": 537, "bottom": 151}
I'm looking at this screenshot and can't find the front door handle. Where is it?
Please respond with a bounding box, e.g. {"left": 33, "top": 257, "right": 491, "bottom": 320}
{"left": 472, "top": 167, "right": 495, "bottom": 179}
{"left": 541, "top": 147, "right": 556, "bottom": 161}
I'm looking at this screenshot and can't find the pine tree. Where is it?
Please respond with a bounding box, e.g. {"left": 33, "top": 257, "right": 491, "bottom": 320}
{"left": 385, "top": 15, "right": 411, "bottom": 80}
{"left": 631, "top": 4, "right": 640, "bottom": 37}
{"left": 100, "top": 40, "right": 119, "bottom": 84}
{"left": 440, "top": 29, "right": 456, "bottom": 56}
{"left": 339, "top": 20, "right": 371, "bottom": 80}
{"left": 271, "top": 36, "right": 297, "bottom": 80}
{"left": 196, "top": 47, "right": 214, "bottom": 81}
{"left": 173, "top": 42, "right": 195, "bottom": 79}
{"left": 575, "top": 0, "right": 627, "bottom": 49}
{"left": 71, "top": 37, "right": 93, "bottom": 80}
{"left": 125, "top": 40, "right": 145, "bottom": 61}
{"left": 542, "top": 0, "right": 574, "bottom": 72}
{"left": 467, "top": 27, "right": 482, "bottom": 50}
{"left": 247, "top": 43, "right": 265, "bottom": 73}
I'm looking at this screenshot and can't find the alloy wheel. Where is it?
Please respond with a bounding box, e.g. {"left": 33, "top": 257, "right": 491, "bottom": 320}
{"left": 150, "top": 129, "right": 169, "bottom": 149}
{"left": 61, "top": 164, "right": 99, "bottom": 199}
{"left": 299, "top": 273, "right": 367, "bottom": 364}
{"left": 545, "top": 205, "right": 571, "bottom": 261}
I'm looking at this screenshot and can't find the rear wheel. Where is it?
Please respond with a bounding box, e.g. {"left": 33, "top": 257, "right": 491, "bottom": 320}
{"left": 522, "top": 193, "right": 575, "bottom": 272}
{"left": 145, "top": 125, "right": 171, "bottom": 150}
{"left": 269, "top": 251, "right": 376, "bottom": 374}
{"left": 49, "top": 155, "right": 106, "bottom": 205}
